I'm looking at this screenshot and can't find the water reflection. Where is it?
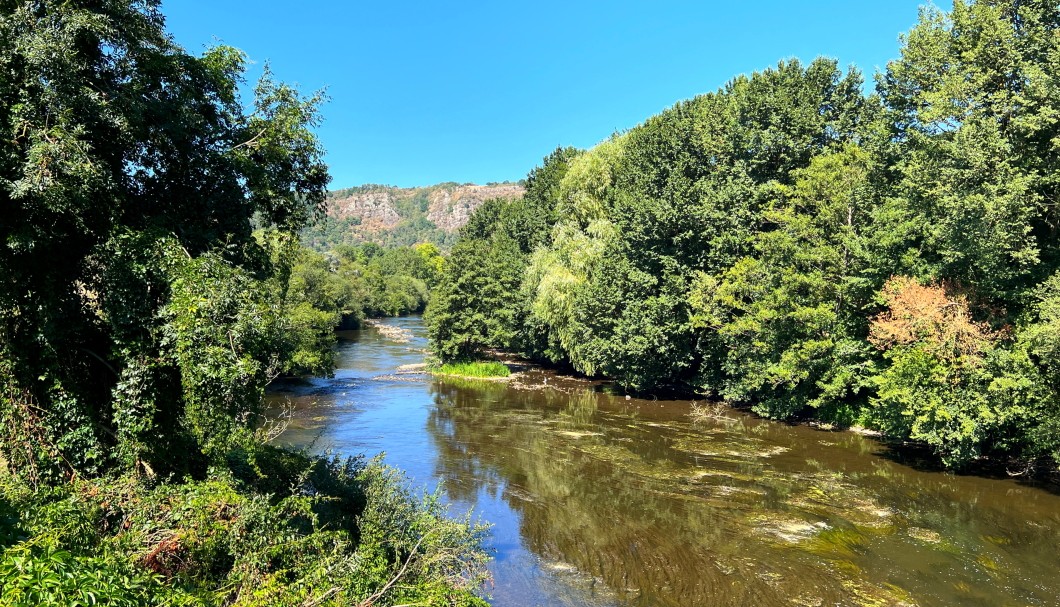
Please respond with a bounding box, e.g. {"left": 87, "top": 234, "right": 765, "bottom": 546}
{"left": 431, "top": 376, "right": 1060, "bottom": 606}
{"left": 270, "top": 317, "right": 1060, "bottom": 607}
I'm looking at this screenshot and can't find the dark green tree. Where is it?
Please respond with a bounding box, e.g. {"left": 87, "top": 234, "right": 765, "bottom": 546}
{"left": 427, "top": 148, "right": 584, "bottom": 363}
{"left": 502, "top": 146, "right": 582, "bottom": 254}
{"left": 0, "top": 0, "right": 329, "bottom": 481}
{"left": 699, "top": 145, "right": 880, "bottom": 420}
{"left": 571, "top": 59, "right": 873, "bottom": 389}
{"left": 426, "top": 235, "right": 524, "bottom": 360}
{"left": 873, "top": 0, "right": 1060, "bottom": 305}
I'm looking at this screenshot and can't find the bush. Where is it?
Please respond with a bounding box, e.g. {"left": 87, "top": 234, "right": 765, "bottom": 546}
{"left": 0, "top": 450, "right": 490, "bottom": 607}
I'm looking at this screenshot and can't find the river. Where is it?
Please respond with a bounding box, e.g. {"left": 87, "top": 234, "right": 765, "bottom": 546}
{"left": 266, "top": 316, "right": 1060, "bottom": 607}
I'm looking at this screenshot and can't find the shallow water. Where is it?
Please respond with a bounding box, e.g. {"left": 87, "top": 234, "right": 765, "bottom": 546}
{"left": 267, "top": 316, "right": 1060, "bottom": 607}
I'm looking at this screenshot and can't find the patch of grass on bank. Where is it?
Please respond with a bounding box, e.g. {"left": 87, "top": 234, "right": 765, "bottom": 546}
{"left": 436, "top": 361, "right": 511, "bottom": 379}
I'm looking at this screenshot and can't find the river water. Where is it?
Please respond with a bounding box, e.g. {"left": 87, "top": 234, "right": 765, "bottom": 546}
{"left": 266, "top": 316, "right": 1060, "bottom": 607}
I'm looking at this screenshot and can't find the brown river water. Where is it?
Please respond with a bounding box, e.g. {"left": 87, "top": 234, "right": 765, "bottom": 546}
{"left": 266, "top": 316, "right": 1060, "bottom": 607}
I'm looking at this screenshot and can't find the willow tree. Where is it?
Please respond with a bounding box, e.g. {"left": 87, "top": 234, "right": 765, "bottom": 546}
{"left": 0, "top": 0, "right": 329, "bottom": 482}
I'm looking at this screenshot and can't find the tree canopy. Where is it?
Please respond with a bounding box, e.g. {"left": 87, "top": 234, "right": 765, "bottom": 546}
{"left": 0, "top": 0, "right": 329, "bottom": 481}
{"left": 428, "top": 0, "right": 1060, "bottom": 470}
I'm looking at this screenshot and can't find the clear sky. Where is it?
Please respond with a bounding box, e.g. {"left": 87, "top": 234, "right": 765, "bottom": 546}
{"left": 162, "top": 1, "right": 929, "bottom": 189}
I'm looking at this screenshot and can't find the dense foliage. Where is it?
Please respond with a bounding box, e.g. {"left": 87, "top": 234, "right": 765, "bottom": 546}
{"left": 285, "top": 241, "right": 443, "bottom": 340}
{"left": 0, "top": 0, "right": 446, "bottom": 476}
{"left": 425, "top": 147, "right": 581, "bottom": 362}
{"left": 428, "top": 0, "right": 1060, "bottom": 470}
{"left": 0, "top": 449, "right": 489, "bottom": 607}
{"left": 0, "top": 1, "right": 484, "bottom": 604}
{"left": 0, "top": 0, "right": 333, "bottom": 480}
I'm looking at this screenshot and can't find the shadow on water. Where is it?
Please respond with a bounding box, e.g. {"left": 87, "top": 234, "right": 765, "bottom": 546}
{"left": 859, "top": 435, "right": 1060, "bottom": 498}
{"left": 268, "top": 316, "right": 1060, "bottom": 607}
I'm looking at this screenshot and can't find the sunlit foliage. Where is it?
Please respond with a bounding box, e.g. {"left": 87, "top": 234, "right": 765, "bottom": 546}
{"left": 429, "top": 1, "right": 1060, "bottom": 470}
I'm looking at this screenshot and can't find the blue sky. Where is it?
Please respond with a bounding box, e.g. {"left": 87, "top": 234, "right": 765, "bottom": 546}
{"left": 163, "top": 1, "right": 928, "bottom": 189}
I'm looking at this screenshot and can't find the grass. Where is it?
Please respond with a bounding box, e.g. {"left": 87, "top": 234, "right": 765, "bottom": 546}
{"left": 435, "top": 360, "right": 511, "bottom": 379}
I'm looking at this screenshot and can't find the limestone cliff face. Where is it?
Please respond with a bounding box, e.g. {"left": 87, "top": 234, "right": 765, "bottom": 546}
{"left": 425, "top": 184, "right": 525, "bottom": 231}
{"left": 326, "top": 182, "right": 525, "bottom": 235}
{"left": 328, "top": 189, "right": 402, "bottom": 230}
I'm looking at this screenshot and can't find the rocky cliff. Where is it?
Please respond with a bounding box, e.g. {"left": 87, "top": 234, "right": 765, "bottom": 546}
{"left": 302, "top": 182, "right": 525, "bottom": 250}
{"left": 327, "top": 189, "right": 403, "bottom": 231}
{"left": 423, "top": 183, "right": 525, "bottom": 231}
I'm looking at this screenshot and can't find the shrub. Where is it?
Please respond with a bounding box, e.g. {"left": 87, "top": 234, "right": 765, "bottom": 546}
{"left": 0, "top": 451, "right": 490, "bottom": 607}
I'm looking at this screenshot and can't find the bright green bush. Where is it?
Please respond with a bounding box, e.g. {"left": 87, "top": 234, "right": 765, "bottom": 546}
{"left": 0, "top": 545, "right": 191, "bottom": 607}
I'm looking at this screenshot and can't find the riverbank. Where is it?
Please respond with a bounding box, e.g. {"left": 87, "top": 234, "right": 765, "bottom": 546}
{"left": 427, "top": 347, "right": 1060, "bottom": 483}
{"left": 271, "top": 316, "right": 1060, "bottom": 607}
{"left": 0, "top": 443, "right": 490, "bottom": 607}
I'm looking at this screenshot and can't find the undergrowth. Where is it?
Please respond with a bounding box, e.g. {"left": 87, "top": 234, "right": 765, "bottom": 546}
{"left": 0, "top": 444, "right": 490, "bottom": 607}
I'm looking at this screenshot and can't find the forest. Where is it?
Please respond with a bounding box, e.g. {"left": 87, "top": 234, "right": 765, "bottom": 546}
{"left": 428, "top": 0, "right": 1060, "bottom": 471}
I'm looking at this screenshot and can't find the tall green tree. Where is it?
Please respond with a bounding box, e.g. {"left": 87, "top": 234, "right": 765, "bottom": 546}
{"left": 857, "top": 0, "right": 1060, "bottom": 465}
{"left": 426, "top": 234, "right": 524, "bottom": 361}
{"left": 697, "top": 145, "right": 879, "bottom": 420}
{"left": 571, "top": 59, "right": 873, "bottom": 389}
{"left": 427, "top": 149, "right": 582, "bottom": 363}
{"left": 873, "top": 0, "right": 1060, "bottom": 305}
{"left": 0, "top": 0, "right": 329, "bottom": 481}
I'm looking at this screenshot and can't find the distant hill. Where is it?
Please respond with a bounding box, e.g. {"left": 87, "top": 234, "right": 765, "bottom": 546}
{"left": 301, "top": 182, "right": 525, "bottom": 250}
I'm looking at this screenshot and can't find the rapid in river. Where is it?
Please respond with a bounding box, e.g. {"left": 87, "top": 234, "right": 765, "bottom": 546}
{"left": 266, "top": 316, "right": 1060, "bottom": 607}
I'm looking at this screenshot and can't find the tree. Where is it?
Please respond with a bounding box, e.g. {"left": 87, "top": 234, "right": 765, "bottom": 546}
{"left": 428, "top": 148, "right": 585, "bottom": 363}
{"left": 873, "top": 1, "right": 1060, "bottom": 305}
{"left": 504, "top": 146, "right": 582, "bottom": 254}
{"left": 858, "top": 0, "right": 1060, "bottom": 467}
{"left": 867, "top": 277, "right": 1025, "bottom": 467}
{"left": 413, "top": 242, "right": 445, "bottom": 287}
{"left": 698, "top": 146, "right": 879, "bottom": 420}
{"left": 426, "top": 235, "right": 524, "bottom": 361}
{"left": 0, "top": 0, "right": 329, "bottom": 481}
{"left": 564, "top": 59, "right": 873, "bottom": 389}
